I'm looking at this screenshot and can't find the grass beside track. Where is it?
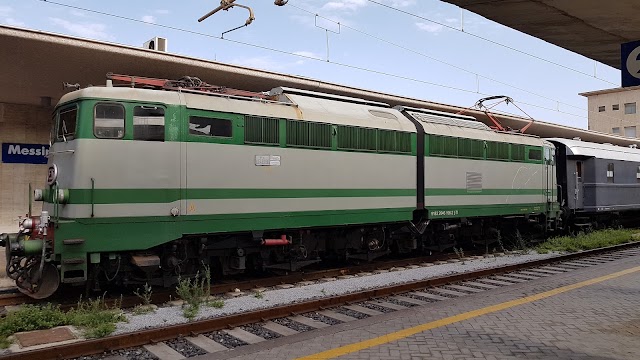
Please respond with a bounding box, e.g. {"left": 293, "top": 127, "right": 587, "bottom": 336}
{"left": 536, "top": 229, "right": 639, "bottom": 254}
{"left": 0, "top": 297, "right": 125, "bottom": 348}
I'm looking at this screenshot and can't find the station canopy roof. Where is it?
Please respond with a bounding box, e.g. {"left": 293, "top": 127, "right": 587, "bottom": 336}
{"left": 1, "top": 25, "right": 638, "bottom": 147}
{"left": 442, "top": 0, "right": 640, "bottom": 70}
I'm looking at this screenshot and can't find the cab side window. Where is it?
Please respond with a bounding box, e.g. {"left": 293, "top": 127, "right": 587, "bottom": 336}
{"left": 58, "top": 106, "right": 78, "bottom": 141}
{"left": 94, "top": 103, "right": 125, "bottom": 139}
{"left": 134, "top": 106, "right": 165, "bottom": 142}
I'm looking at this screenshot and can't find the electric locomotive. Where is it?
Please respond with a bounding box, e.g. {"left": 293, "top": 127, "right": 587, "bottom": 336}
{"left": 1, "top": 74, "right": 562, "bottom": 298}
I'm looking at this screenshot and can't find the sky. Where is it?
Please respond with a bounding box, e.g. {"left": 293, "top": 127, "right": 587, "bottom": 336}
{"left": 0, "top": 0, "right": 622, "bottom": 129}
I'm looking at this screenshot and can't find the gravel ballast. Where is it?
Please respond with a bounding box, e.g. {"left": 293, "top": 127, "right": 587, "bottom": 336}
{"left": 115, "top": 252, "right": 557, "bottom": 335}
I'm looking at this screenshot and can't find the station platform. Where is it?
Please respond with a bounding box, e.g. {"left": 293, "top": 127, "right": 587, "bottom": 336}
{"left": 200, "top": 252, "right": 640, "bottom": 360}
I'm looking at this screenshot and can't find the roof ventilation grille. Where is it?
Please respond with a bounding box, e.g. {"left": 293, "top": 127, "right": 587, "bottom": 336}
{"left": 406, "top": 111, "right": 491, "bottom": 131}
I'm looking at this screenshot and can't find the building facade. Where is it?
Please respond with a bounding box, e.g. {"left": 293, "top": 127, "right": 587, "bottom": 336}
{"left": 581, "top": 86, "right": 640, "bottom": 138}
{"left": 0, "top": 103, "right": 51, "bottom": 232}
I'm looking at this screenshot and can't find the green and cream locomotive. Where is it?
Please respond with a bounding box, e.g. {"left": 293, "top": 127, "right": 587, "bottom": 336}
{"left": 0, "top": 75, "right": 561, "bottom": 298}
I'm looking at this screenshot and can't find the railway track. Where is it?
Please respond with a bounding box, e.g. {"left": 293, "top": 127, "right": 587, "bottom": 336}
{"left": 0, "top": 251, "right": 469, "bottom": 310}
{"left": 2, "top": 241, "right": 639, "bottom": 360}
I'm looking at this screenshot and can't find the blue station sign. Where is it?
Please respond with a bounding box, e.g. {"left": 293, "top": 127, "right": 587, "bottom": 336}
{"left": 622, "top": 40, "right": 640, "bottom": 87}
{"left": 1, "top": 143, "right": 49, "bottom": 164}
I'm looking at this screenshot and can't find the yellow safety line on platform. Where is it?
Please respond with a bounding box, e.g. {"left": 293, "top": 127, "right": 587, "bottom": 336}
{"left": 296, "top": 265, "right": 640, "bottom": 360}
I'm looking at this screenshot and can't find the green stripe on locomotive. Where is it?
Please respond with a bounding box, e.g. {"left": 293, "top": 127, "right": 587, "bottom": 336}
{"left": 41, "top": 187, "right": 551, "bottom": 204}
{"left": 52, "top": 207, "right": 416, "bottom": 253}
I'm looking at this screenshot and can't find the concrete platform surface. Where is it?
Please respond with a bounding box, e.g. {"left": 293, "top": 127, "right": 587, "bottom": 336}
{"left": 195, "top": 252, "right": 640, "bottom": 360}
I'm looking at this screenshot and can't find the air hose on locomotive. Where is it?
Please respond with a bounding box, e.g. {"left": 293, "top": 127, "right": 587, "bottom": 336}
{"left": 0, "top": 211, "right": 59, "bottom": 299}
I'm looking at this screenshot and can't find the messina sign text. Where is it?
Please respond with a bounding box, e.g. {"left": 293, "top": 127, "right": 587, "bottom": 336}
{"left": 1, "top": 143, "right": 49, "bottom": 164}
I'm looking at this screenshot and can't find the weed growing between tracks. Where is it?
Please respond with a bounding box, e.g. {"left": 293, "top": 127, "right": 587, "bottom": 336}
{"left": 0, "top": 296, "right": 126, "bottom": 348}
{"left": 536, "top": 229, "right": 638, "bottom": 253}
{"left": 176, "top": 265, "right": 225, "bottom": 320}
{"left": 133, "top": 283, "right": 156, "bottom": 315}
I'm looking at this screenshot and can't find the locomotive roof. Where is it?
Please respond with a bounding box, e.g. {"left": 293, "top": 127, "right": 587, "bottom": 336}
{"left": 56, "top": 86, "right": 552, "bottom": 145}
{"left": 57, "top": 86, "right": 417, "bottom": 132}
{"left": 57, "top": 86, "right": 182, "bottom": 106}
{"left": 548, "top": 138, "right": 640, "bottom": 162}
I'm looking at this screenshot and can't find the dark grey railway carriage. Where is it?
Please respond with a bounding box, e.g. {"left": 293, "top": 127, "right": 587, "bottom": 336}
{"left": 549, "top": 138, "right": 640, "bottom": 228}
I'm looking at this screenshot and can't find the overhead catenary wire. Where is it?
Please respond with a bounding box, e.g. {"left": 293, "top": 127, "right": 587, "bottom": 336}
{"left": 366, "top": 0, "right": 618, "bottom": 87}
{"left": 32, "top": 0, "right": 606, "bottom": 124}
{"left": 288, "top": 4, "right": 608, "bottom": 117}
{"left": 287, "top": 3, "right": 629, "bottom": 124}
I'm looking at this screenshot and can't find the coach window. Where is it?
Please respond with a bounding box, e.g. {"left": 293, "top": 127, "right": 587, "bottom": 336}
{"left": 134, "top": 106, "right": 165, "bottom": 141}
{"left": 637, "top": 166, "right": 640, "bottom": 183}
{"left": 576, "top": 162, "right": 582, "bottom": 182}
{"left": 607, "top": 163, "right": 614, "bottom": 183}
{"left": 94, "top": 103, "right": 124, "bottom": 139}
{"left": 189, "top": 116, "right": 232, "bottom": 137}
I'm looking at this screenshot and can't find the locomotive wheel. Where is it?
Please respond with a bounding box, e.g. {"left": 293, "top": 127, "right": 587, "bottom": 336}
{"left": 18, "top": 263, "right": 60, "bottom": 299}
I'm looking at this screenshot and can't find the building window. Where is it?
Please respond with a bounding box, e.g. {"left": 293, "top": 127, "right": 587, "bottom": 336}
{"left": 607, "top": 163, "right": 614, "bottom": 183}
{"left": 612, "top": 104, "right": 620, "bottom": 111}
{"left": 612, "top": 127, "right": 620, "bottom": 134}
{"left": 94, "top": 103, "right": 124, "bottom": 139}
{"left": 134, "top": 106, "right": 165, "bottom": 141}
{"left": 624, "top": 102, "right": 636, "bottom": 114}
{"left": 598, "top": 106, "right": 605, "bottom": 112}
{"left": 637, "top": 166, "right": 640, "bottom": 183}
{"left": 624, "top": 126, "right": 637, "bottom": 138}
{"left": 189, "top": 116, "right": 232, "bottom": 137}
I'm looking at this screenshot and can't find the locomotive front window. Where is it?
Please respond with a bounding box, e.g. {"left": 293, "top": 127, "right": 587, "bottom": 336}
{"left": 57, "top": 107, "right": 78, "bottom": 141}
{"left": 189, "top": 116, "right": 232, "bottom": 137}
{"left": 94, "top": 103, "right": 125, "bottom": 139}
{"left": 134, "top": 106, "right": 165, "bottom": 141}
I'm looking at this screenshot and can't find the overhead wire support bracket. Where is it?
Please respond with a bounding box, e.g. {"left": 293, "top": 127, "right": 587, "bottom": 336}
{"left": 198, "top": 0, "right": 255, "bottom": 37}
{"left": 314, "top": 15, "right": 341, "bottom": 63}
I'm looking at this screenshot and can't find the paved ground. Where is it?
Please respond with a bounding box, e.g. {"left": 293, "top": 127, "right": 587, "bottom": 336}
{"left": 197, "top": 253, "right": 640, "bottom": 360}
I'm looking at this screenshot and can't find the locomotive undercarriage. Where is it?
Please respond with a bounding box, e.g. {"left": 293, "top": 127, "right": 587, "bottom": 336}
{"left": 85, "top": 223, "right": 417, "bottom": 292}
{"left": 418, "top": 215, "right": 554, "bottom": 254}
